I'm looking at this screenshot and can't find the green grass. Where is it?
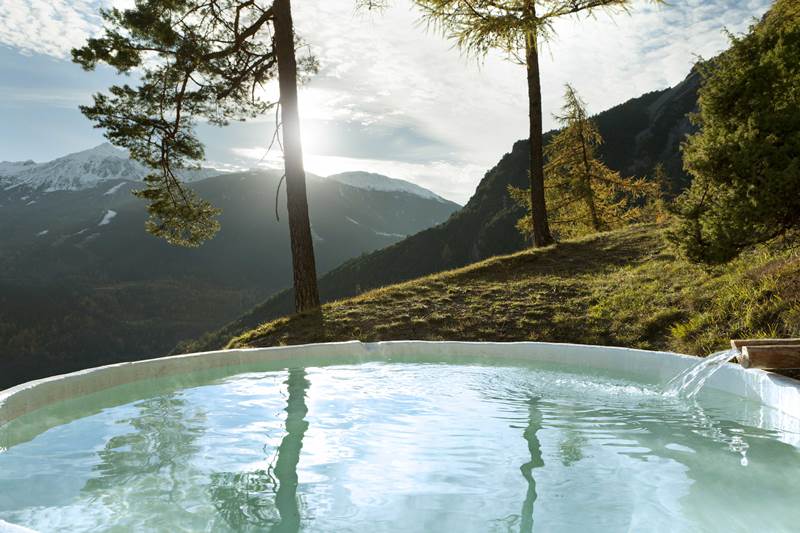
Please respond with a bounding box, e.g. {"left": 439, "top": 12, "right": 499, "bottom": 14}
{"left": 229, "top": 224, "right": 800, "bottom": 357}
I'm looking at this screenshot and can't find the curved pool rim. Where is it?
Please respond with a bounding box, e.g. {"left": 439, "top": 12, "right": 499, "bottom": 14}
{"left": 3, "top": 341, "right": 800, "bottom": 427}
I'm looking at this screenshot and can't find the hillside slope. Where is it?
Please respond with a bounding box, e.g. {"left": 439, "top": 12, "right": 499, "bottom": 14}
{"left": 185, "top": 70, "right": 700, "bottom": 352}
{"left": 228, "top": 225, "right": 800, "bottom": 360}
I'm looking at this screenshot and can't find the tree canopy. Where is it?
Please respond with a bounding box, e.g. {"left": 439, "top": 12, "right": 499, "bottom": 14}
{"left": 72, "top": 0, "right": 317, "bottom": 247}
{"left": 671, "top": 0, "right": 800, "bottom": 264}
{"left": 511, "top": 85, "right": 656, "bottom": 239}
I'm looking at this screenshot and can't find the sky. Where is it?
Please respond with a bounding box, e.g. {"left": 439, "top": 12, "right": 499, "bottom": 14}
{"left": 0, "top": 0, "right": 772, "bottom": 204}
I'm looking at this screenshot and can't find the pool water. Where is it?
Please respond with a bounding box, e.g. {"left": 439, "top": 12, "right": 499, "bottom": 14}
{"left": 1, "top": 362, "right": 799, "bottom": 532}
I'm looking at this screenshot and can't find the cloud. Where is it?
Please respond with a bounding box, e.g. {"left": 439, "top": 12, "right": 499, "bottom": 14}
{"left": 0, "top": 86, "right": 91, "bottom": 108}
{"left": 0, "top": 0, "right": 773, "bottom": 201}
{"left": 0, "top": 0, "right": 99, "bottom": 57}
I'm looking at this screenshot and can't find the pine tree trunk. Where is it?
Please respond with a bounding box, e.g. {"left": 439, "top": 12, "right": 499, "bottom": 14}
{"left": 273, "top": 0, "right": 320, "bottom": 313}
{"left": 525, "top": 30, "right": 555, "bottom": 248}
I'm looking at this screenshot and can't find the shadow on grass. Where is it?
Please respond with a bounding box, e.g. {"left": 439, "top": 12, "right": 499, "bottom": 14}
{"left": 280, "top": 307, "right": 329, "bottom": 345}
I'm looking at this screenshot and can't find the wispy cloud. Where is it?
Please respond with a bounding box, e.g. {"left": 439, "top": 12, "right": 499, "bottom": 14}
{"left": 0, "top": 0, "right": 100, "bottom": 57}
{"left": 0, "top": 87, "right": 91, "bottom": 107}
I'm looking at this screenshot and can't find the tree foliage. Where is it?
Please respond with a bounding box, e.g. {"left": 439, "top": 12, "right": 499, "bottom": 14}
{"left": 412, "top": 0, "right": 663, "bottom": 248}
{"left": 510, "top": 85, "right": 657, "bottom": 239}
{"left": 671, "top": 0, "right": 800, "bottom": 264}
{"left": 72, "top": 0, "right": 317, "bottom": 246}
{"left": 414, "top": 0, "right": 647, "bottom": 62}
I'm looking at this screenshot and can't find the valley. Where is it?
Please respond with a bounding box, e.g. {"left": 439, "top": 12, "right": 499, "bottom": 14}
{"left": 0, "top": 146, "right": 459, "bottom": 387}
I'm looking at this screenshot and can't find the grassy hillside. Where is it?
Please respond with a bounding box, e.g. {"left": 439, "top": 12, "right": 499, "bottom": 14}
{"left": 228, "top": 225, "right": 800, "bottom": 359}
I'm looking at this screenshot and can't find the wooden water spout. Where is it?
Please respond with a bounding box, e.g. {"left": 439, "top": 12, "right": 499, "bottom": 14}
{"left": 731, "top": 339, "right": 800, "bottom": 370}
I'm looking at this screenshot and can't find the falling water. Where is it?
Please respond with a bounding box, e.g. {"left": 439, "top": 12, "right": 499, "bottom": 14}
{"left": 663, "top": 348, "right": 740, "bottom": 399}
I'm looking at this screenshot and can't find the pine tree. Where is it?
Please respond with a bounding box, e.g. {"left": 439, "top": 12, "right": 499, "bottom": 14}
{"left": 72, "top": 0, "right": 321, "bottom": 312}
{"left": 413, "top": 0, "right": 663, "bottom": 247}
{"left": 671, "top": 0, "right": 800, "bottom": 264}
{"left": 510, "top": 84, "right": 657, "bottom": 239}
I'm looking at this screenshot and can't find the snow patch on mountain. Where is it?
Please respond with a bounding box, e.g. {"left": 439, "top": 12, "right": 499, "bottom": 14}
{"left": 104, "top": 182, "right": 127, "bottom": 195}
{"left": 374, "top": 230, "right": 406, "bottom": 238}
{"left": 98, "top": 210, "right": 118, "bottom": 226}
{"left": 0, "top": 143, "right": 222, "bottom": 192}
{"left": 327, "top": 171, "right": 449, "bottom": 203}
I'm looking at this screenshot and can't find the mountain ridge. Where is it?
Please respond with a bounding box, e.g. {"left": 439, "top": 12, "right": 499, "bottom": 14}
{"left": 0, "top": 144, "right": 453, "bottom": 205}
{"left": 327, "top": 171, "right": 451, "bottom": 203}
{"left": 0, "top": 143, "right": 221, "bottom": 191}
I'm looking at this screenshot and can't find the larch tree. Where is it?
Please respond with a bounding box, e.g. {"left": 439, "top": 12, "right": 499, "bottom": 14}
{"left": 72, "top": 0, "right": 321, "bottom": 312}
{"left": 413, "top": 0, "right": 663, "bottom": 247}
{"left": 509, "top": 84, "right": 656, "bottom": 239}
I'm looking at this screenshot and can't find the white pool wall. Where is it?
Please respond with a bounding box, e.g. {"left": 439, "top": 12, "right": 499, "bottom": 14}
{"left": 2, "top": 341, "right": 800, "bottom": 429}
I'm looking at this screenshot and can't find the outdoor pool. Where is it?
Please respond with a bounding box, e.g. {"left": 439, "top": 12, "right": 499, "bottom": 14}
{"left": 1, "top": 342, "right": 799, "bottom": 532}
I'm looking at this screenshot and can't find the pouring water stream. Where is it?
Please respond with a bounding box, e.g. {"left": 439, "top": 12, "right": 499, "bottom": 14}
{"left": 661, "top": 347, "right": 751, "bottom": 465}
{"left": 663, "top": 348, "right": 740, "bottom": 399}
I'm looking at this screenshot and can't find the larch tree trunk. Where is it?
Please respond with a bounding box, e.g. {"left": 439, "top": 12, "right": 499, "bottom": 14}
{"left": 577, "top": 123, "right": 601, "bottom": 231}
{"left": 273, "top": 0, "right": 321, "bottom": 312}
{"left": 525, "top": 29, "right": 555, "bottom": 248}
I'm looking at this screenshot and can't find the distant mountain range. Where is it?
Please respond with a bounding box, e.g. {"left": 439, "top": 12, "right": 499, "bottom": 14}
{"left": 0, "top": 143, "right": 454, "bottom": 201}
{"left": 185, "top": 68, "right": 701, "bottom": 353}
{"left": 0, "top": 144, "right": 460, "bottom": 387}
{"left": 0, "top": 144, "right": 460, "bottom": 278}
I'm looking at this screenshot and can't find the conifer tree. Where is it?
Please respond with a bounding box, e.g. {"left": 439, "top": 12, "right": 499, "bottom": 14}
{"left": 510, "top": 84, "right": 656, "bottom": 238}
{"left": 671, "top": 0, "right": 800, "bottom": 264}
{"left": 641, "top": 162, "right": 672, "bottom": 224}
{"left": 72, "top": 0, "right": 321, "bottom": 312}
{"left": 414, "top": 0, "right": 663, "bottom": 247}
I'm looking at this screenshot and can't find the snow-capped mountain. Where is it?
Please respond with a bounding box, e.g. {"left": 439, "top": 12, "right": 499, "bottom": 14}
{"left": 0, "top": 159, "right": 37, "bottom": 176}
{"left": 327, "top": 171, "right": 451, "bottom": 203}
{"left": 1, "top": 146, "right": 456, "bottom": 206}
{"left": 0, "top": 143, "right": 221, "bottom": 192}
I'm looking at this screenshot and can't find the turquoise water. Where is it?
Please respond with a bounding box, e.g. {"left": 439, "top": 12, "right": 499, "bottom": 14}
{"left": 1, "top": 361, "right": 799, "bottom": 532}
